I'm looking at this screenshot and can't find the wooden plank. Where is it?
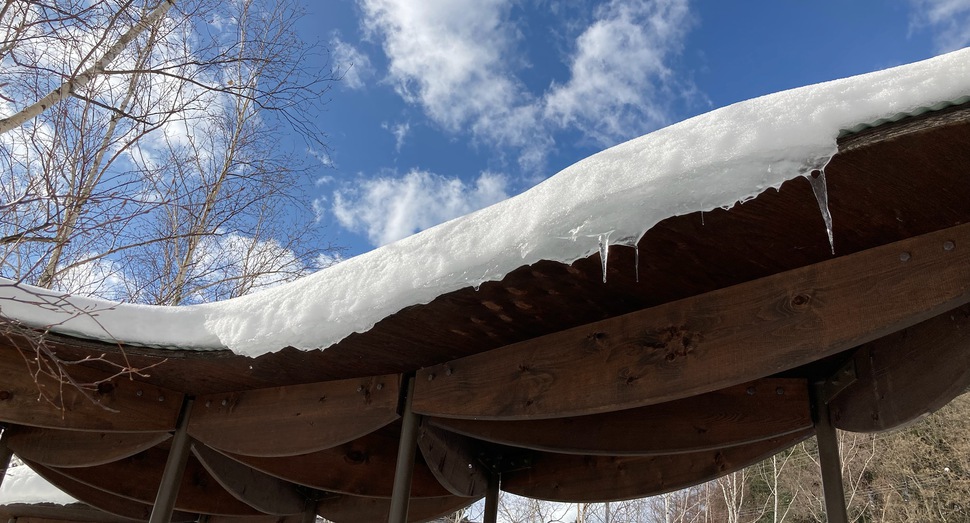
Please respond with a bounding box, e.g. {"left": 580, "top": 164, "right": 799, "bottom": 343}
{"left": 830, "top": 303, "right": 970, "bottom": 432}
{"left": 501, "top": 429, "right": 813, "bottom": 502}
{"left": 413, "top": 223, "right": 970, "bottom": 419}
{"left": 0, "top": 502, "right": 166, "bottom": 523}
{"left": 316, "top": 494, "right": 477, "bottom": 523}
{"left": 0, "top": 347, "right": 182, "bottom": 432}
{"left": 49, "top": 447, "right": 261, "bottom": 516}
{"left": 429, "top": 378, "right": 810, "bottom": 455}
{"left": 191, "top": 442, "right": 305, "bottom": 516}
{"left": 21, "top": 461, "right": 197, "bottom": 522}
{"left": 417, "top": 421, "right": 488, "bottom": 497}
{"left": 189, "top": 374, "right": 400, "bottom": 457}
{"left": 4, "top": 426, "right": 170, "bottom": 468}
{"left": 226, "top": 422, "right": 451, "bottom": 498}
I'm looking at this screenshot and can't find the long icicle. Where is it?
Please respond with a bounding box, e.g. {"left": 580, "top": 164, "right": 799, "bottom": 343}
{"left": 808, "top": 170, "right": 835, "bottom": 255}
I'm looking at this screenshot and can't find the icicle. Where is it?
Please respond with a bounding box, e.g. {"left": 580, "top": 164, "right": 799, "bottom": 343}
{"left": 634, "top": 245, "right": 640, "bottom": 283}
{"left": 700, "top": 211, "right": 705, "bottom": 226}
{"left": 808, "top": 169, "right": 835, "bottom": 255}
{"left": 598, "top": 233, "right": 611, "bottom": 283}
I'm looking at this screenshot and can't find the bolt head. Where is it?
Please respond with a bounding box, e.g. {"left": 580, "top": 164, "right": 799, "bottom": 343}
{"left": 899, "top": 251, "right": 912, "bottom": 262}
{"left": 944, "top": 240, "right": 956, "bottom": 251}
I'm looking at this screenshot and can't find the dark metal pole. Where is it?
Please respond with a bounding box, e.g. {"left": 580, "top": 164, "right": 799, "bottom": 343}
{"left": 388, "top": 378, "right": 419, "bottom": 523}
{"left": 814, "top": 383, "right": 848, "bottom": 523}
{"left": 0, "top": 427, "right": 13, "bottom": 492}
{"left": 483, "top": 473, "right": 499, "bottom": 523}
{"left": 149, "top": 398, "right": 194, "bottom": 523}
{"left": 301, "top": 500, "right": 317, "bottom": 523}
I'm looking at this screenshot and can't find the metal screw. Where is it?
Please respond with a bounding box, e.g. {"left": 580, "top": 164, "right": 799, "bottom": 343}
{"left": 356, "top": 386, "right": 363, "bottom": 393}
{"left": 376, "top": 383, "right": 383, "bottom": 391}
{"left": 899, "top": 252, "right": 911, "bottom": 262}
{"left": 428, "top": 373, "right": 436, "bottom": 381}
{"left": 746, "top": 387, "right": 756, "bottom": 395}
{"left": 944, "top": 240, "right": 956, "bottom": 251}
{"left": 136, "top": 389, "right": 143, "bottom": 397}
{"left": 221, "top": 399, "right": 228, "bottom": 406}
{"left": 157, "top": 395, "right": 165, "bottom": 402}
{"left": 446, "top": 367, "right": 453, "bottom": 376}
{"left": 467, "top": 463, "right": 473, "bottom": 469}
{"left": 776, "top": 387, "right": 785, "bottom": 395}
{"left": 205, "top": 400, "right": 211, "bottom": 408}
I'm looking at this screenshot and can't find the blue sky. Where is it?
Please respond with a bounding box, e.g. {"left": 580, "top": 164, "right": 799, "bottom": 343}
{"left": 297, "top": 0, "right": 970, "bottom": 258}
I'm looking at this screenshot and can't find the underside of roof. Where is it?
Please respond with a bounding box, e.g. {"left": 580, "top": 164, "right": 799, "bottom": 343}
{"left": 2, "top": 100, "right": 970, "bottom": 522}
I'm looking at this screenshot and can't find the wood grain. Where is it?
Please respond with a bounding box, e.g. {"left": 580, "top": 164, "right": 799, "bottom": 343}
{"left": 413, "top": 223, "right": 970, "bottom": 419}
{"left": 502, "top": 429, "right": 813, "bottom": 502}
{"left": 22, "top": 461, "right": 197, "bottom": 522}
{"left": 0, "top": 346, "right": 182, "bottom": 432}
{"left": 316, "top": 494, "right": 478, "bottom": 523}
{"left": 429, "top": 378, "right": 810, "bottom": 455}
{"left": 417, "top": 421, "right": 487, "bottom": 497}
{"left": 831, "top": 303, "right": 970, "bottom": 432}
{"left": 192, "top": 442, "right": 305, "bottom": 515}
{"left": 189, "top": 374, "right": 399, "bottom": 456}
{"left": 50, "top": 447, "right": 261, "bottom": 516}
{"left": 226, "top": 422, "right": 451, "bottom": 498}
{"left": 5, "top": 426, "right": 170, "bottom": 468}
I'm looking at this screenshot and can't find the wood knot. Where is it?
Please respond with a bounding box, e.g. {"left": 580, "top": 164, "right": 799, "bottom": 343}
{"left": 345, "top": 450, "right": 367, "bottom": 464}
{"left": 96, "top": 382, "right": 114, "bottom": 395}
{"left": 790, "top": 293, "right": 811, "bottom": 307}
{"left": 0, "top": 390, "right": 10, "bottom": 401}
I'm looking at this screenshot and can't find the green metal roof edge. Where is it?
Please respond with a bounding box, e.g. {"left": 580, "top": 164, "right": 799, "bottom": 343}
{"left": 837, "top": 95, "right": 970, "bottom": 138}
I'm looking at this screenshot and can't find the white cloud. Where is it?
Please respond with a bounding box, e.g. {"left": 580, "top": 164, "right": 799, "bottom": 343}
{"left": 331, "top": 36, "right": 373, "bottom": 89}
{"left": 544, "top": 0, "right": 691, "bottom": 146}
{"left": 332, "top": 170, "right": 509, "bottom": 246}
{"left": 357, "top": 0, "right": 693, "bottom": 166}
{"left": 910, "top": 0, "right": 970, "bottom": 51}
{"left": 382, "top": 121, "right": 410, "bottom": 151}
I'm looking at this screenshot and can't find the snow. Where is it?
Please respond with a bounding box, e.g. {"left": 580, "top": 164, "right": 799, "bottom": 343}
{"left": 1, "top": 48, "right": 970, "bottom": 357}
{"left": 0, "top": 464, "right": 77, "bottom": 505}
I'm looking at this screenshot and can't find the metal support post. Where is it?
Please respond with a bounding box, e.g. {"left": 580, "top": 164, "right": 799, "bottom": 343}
{"left": 388, "top": 377, "right": 419, "bottom": 523}
{"left": 813, "top": 383, "right": 848, "bottom": 523}
{"left": 149, "top": 398, "right": 194, "bottom": 523}
{"left": 0, "top": 427, "right": 13, "bottom": 492}
{"left": 483, "top": 473, "right": 500, "bottom": 523}
{"left": 301, "top": 500, "right": 317, "bottom": 523}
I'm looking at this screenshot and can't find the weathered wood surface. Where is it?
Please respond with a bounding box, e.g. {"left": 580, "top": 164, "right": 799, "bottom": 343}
{"left": 417, "top": 421, "right": 488, "bottom": 497}
{"left": 49, "top": 447, "right": 261, "bottom": 516}
{"left": 4, "top": 426, "right": 170, "bottom": 468}
{"left": 191, "top": 442, "right": 305, "bottom": 515}
{"left": 429, "top": 378, "right": 810, "bottom": 455}
{"left": 0, "top": 346, "right": 182, "bottom": 432}
{"left": 502, "top": 429, "right": 814, "bottom": 502}
{"left": 22, "top": 461, "right": 197, "bottom": 522}
{"left": 227, "top": 423, "right": 451, "bottom": 498}
{"left": 0, "top": 502, "right": 173, "bottom": 523}
{"left": 316, "top": 494, "right": 477, "bottom": 523}
{"left": 831, "top": 303, "right": 970, "bottom": 432}
{"left": 413, "top": 223, "right": 970, "bottom": 419}
{"left": 188, "top": 374, "right": 399, "bottom": 457}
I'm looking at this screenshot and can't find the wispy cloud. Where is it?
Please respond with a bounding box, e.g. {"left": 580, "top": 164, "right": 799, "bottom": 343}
{"left": 332, "top": 170, "right": 508, "bottom": 246}
{"left": 331, "top": 36, "right": 373, "bottom": 89}
{"left": 357, "top": 0, "right": 694, "bottom": 168}
{"left": 382, "top": 120, "right": 410, "bottom": 151}
{"left": 910, "top": 0, "right": 970, "bottom": 51}
{"left": 544, "top": 0, "right": 691, "bottom": 146}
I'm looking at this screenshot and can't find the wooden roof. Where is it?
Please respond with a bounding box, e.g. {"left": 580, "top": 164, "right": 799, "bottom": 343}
{"left": 2, "top": 103, "right": 970, "bottom": 522}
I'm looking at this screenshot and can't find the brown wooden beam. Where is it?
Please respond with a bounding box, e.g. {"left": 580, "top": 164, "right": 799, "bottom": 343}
{"left": 316, "top": 494, "right": 477, "bottom": 523}
{"left": 418, "top": 420, "right": 488, "bottom": 497}
{"left": 191, "top": 442, "right": 304, "bottom": 516}
{"left": 429, "top": 378, "right": 810, "bottom": 456}
{"left": 413, "top": 223, "right": 970, "bottom": 420}
{"left": 188, "top": 374, "right": 399, "bottom": 457}
{"left": 224, "top": 422, "right": 451, "bottom": 498}
{"left": 501, "top": 429, "right": 813, "bottom": 502}
{"left": 21, "top": 461, "right": 197, "bottom": 522}
{"left": 831, "top": 303, "right": 970, "bottom": 432}
{"left": 48, "top": 446, "right": 260, "bottom": 516}
{"left": 0, "top": 502, "right": 183, "bottom": 523}
{"left": 0, "top": 347, "right": 183, "bottom": 432}
{"left": 4, "top": 426, "right": 170, "bottom": 468}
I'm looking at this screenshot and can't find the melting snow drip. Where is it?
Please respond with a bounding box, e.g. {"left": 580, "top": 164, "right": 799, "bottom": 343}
{"left": 808, "top": 170, "right": 835, "bottom": 255}
{"left": 598, "top": 232, "right": 611, "bottom": 283}
{"left": 634, "top": 245, "right": 640, "bottom": 283}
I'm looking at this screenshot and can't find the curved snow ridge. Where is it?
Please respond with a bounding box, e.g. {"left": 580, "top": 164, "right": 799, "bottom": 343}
{"left": 2, "top": 48, "right": 969, "bottom": 357}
